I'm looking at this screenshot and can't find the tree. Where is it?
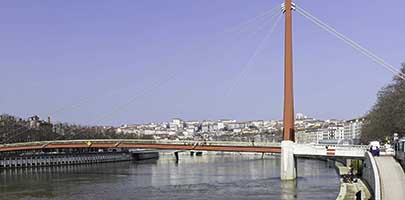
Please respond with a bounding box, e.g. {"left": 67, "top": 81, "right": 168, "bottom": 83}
{"left": 361, "top": 63, "right": 405, "bottom": 142}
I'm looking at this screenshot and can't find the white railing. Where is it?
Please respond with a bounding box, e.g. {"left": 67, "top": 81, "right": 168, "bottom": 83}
{"left": 294, "top": 143, "right": 367, "bottom": 157}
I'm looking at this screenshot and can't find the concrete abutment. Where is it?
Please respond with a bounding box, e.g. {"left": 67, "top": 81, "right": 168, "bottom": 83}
{"left": 280, "top": 140, "right": 297, "bottom": 180}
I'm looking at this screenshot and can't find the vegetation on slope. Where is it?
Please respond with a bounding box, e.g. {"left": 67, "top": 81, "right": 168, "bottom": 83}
{"left": 361, "top": 63, "right": 405, "bottom": 142}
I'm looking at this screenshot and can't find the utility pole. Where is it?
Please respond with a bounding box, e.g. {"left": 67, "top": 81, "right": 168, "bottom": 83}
{"left": 283, "top": 0, "right": 295, "bottom": 142}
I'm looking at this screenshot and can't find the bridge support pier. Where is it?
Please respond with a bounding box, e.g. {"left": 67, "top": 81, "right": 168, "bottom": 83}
{"left": 281, "top": 140, "right": 296, "bottom": 180}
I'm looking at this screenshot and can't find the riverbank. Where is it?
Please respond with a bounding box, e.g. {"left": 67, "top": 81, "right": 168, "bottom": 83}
{"left": 335, "top": 161, "right": 371, "bottom": 200}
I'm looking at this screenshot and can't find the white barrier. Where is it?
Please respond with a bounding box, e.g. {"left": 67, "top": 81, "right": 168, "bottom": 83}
{"left": 293, "top": 144, "right": 367, "bottom": 158}
{"left": 362, "top": 152, "right": 381, "bottom": 200}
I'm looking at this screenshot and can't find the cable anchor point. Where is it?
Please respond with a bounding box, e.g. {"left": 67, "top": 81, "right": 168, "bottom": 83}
{"left": 281, "top": 2, "right": 296, "bottom": 13}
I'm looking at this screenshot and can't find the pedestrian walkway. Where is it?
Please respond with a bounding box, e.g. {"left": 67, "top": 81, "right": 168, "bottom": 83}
{"left": 335, "top": 162, "right": 371, "bottom": 200}
{"left": 374, "top": 156, "right": 405, "bottom": 200}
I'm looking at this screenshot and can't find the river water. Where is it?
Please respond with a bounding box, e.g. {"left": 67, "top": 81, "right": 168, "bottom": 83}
{"left": 0, "top": 154, "right": 339, "bottom": 200}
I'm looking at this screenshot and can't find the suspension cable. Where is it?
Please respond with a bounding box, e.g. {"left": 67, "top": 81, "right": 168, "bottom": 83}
{"left": 3, "top": 6, "right": 283, "bottom": 141}
{"left": 92, "top": 73, "right": 178, "bottom": 125}
{"left": 41, "top": 6, "right": 281, "bottom": 125}
{"left": 217, "top": 9, "right": 281, "bottom": 65}
{"left": 94, "top": 12, "right": 284, "bottom": 125}
{"left": 226, "top": 13, "right": 283, "bottom": 96}
{"left": 222, "top": 6, "right": 280, "bottom": 36}
{"left": 296, "top": 6, "right": 405, "bottom": 80}
{"left": 244, "top": 10, "right": 281, "bottom": 40}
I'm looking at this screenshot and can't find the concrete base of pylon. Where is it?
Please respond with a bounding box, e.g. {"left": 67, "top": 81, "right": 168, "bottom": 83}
{"left": 280, "top": 140, "right": 297, "bottom": 180}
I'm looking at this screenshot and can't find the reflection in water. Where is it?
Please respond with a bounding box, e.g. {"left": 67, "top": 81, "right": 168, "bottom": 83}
{"left": 0, "top": 154, "right": 339, "bottom": 200}
{"left": 281, "top": 180, "right": 297, "bottom": 199}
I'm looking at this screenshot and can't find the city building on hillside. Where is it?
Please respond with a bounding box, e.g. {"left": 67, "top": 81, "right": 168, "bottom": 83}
{"left": 227, "top": 122, "right": 247, "bottom": 130}
{"left": 316, "top": 122, "right": 345, "bottom": 144}
{"left": 263, "top": 120, "right": 278, "bottom": 127}
{"left": 170, "top": 118, "right": 184, "bottom": 130}
{"left": 251, "top": 120, "right": 264, "bottom": 128}
{"left": 109, "top": 116, "right": 364, "bottom": 143}
{"left": 233, "top": 128, "right": 242, "bottom": 133}
{"left": 28, "top": 115, "right": 52, "bottom": 130}
{"left": 344, "top": 118, "right": 365, "bottom": 143}
{"left": 296, "top": 128, "right": 318, "bottom": 143}
{"left": 172, "top": 118, "right": 183, "bottom": 126}
{"left": 296, "top": 113, "right": 307, "bottom": 120}
{"left": 28, "top": 115, "right": 40, "bottom": 129}
{"left": 185, "top": 128, "right": 195, "bottom": 135}
{"left": 144, "top": 130, "right": 156, "bottom": 135}
{"left": 201, "top": 124, "right": 209, "bottom": 132}
{"left": 218, "top": 119, "right": 236, "bottom": 124}
{"left": 217, "top": 122, "right": 226, "bottom": 130}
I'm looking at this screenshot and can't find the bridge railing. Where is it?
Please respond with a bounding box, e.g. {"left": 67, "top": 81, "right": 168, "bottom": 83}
{"left": 311, "top": 144, "right": 369, "bottom": 149}
{"left": 294, "top": 144, "right": 367, "bottom": 157}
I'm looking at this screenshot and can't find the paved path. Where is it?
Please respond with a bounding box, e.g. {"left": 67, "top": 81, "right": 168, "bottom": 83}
{"left": 374, "top": 156, "right": 405, "bottom": 200}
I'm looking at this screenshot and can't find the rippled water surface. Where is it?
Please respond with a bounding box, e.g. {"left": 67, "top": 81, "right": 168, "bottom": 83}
{"left": 0, "top": 154, "right": 339, "bottom": 200}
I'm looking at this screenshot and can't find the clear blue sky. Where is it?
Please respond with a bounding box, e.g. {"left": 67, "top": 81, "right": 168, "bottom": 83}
{"left": 1, "top": 0, "right": 404, "bottom": 125}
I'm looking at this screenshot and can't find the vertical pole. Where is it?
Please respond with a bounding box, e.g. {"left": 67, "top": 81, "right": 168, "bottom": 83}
{"left": 281, "top": 0, "right": 296, "bottom": 181}
{"left": 283, "top": 0, "right": 295, "bottom": 141}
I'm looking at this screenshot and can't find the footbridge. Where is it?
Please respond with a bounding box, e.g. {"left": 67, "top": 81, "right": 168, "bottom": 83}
{"left": 0, "top": 139, "right": 282, "bottom": 153}
{"left": 0, "top": 139, "right": 367, "bottom": 158}
{"left": 0, "top": 139, "right": 370, "bottom": 181}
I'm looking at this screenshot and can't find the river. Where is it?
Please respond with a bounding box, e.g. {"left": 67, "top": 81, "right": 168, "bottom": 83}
{"left": 0, "top": 153, "right": 339, "bottom": 200}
